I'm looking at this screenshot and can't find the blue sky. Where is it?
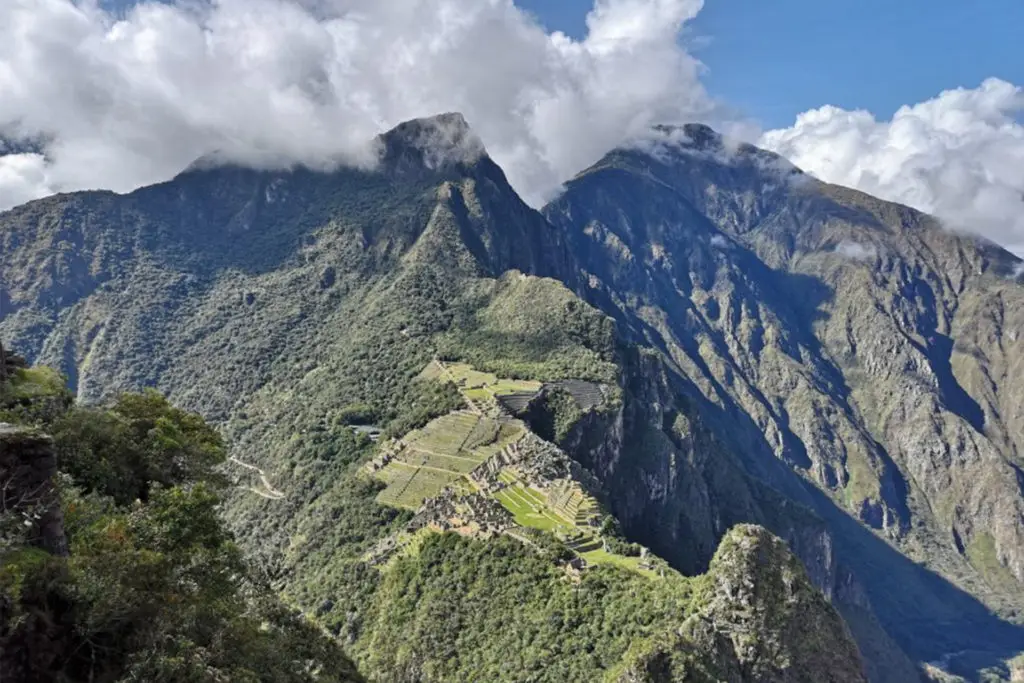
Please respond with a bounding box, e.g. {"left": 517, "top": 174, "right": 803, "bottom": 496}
{"left": 518, "top": 0, "right": 1024, "bottom": 129}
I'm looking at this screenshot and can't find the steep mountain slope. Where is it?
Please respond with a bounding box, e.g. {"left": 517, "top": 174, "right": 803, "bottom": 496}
{"left": 619, "top": 525, "right": 865, "bottom": 683}
{"left": 0, "top": 113, "right": 1021, "bottom": 680}
{"left": 544, "top": 124, "right": 1024, "bottom": 675}
{"left": 0, "top": 114, "right": 868, "bottom": 682}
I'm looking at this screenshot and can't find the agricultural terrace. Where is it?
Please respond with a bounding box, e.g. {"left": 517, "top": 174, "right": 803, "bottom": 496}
{"left": 492, "top": 469, "right": 657, "bottom": 576}
{"left": 372, "top": 410, "right": 526, "bottom": 510}
{"left": 420, "top": 360, "right": 542, "bottom": 414}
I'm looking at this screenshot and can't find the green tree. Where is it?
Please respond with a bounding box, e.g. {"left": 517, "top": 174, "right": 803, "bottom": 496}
{"left": 52, "top": 389, "right": 226, "bottom": 506}
{"left": 1, "top": 368, "right": 363, "bottom": 682}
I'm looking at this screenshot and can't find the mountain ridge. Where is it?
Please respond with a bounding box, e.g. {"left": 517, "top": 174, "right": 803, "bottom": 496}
{"left": 2, "top": 114, "right": 1023, "bottom": 681}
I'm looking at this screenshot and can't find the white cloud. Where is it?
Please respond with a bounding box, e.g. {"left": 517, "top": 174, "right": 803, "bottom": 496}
{"left": 0, "top": 0, "right": 716, "bottom": 211}
{"left": 760, "top": 79, "right": 1024, "bottom": 255}
{"left": 0, "top": 154, "right": 51, "bottom": 208}
{"left": 833, "top": 240, "right": 877, "bottom": 261}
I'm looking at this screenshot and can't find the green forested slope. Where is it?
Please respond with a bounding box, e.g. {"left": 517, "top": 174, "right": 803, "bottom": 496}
{"left": 0, "top": 351, "right": 363, "bottom": 682}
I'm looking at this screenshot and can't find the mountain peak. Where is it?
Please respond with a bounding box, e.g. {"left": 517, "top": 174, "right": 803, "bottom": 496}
{"left": 378, "top": 112, "right": 487, "bottom": 173}
{"left": 650, "top": 122, "right": 724, "bottom": 151}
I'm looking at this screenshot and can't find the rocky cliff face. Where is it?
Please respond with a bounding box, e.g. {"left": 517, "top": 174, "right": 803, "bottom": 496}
{"left": 552, "top": 347, "right": 921, "bottom": 682}
{"left": 618, "top": 525, "right": 867, "bottom": 683}
{"left": 545, "top": 124, "right": 1024, "bottom": 671}
{"left": 0, "top": 423, "right": 66, "bottom": 557}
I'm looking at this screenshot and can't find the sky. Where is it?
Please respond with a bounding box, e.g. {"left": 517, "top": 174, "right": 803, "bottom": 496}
{"left": 517, "top": 0, "right": 1024, "bottom": 129}
{"left": 2, "top": 0, "right": 1023, "bottom": 252}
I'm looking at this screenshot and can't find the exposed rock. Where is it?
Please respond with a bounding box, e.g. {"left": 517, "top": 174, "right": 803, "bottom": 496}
{"left": 0, "top": 423, "right": 67, "bottom": 557}
{"left": 546, "top": 134, "right": 1024, "bottom": 672}
{"left": 618, "top": 525, "right": 867, "bottom": 683}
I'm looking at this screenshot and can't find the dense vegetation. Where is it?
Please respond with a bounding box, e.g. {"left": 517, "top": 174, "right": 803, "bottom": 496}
{"left": 357, "top": 532, "right": 695, "bottom": 682}
{"left": 0, "top": 358, "right": 362, "bottom": 682}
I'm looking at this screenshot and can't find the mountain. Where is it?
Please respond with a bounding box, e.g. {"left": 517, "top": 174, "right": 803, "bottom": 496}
{"left": 544, "top": 124, "right": 1024, "bottom": 669}
{"left": 1, "top": 114, "right": 1022, "bottom": 681}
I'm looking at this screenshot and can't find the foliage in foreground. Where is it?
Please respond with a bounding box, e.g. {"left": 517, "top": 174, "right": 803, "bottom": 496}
{"left": 0, "top": 365, "right": 362, "bottom": 682}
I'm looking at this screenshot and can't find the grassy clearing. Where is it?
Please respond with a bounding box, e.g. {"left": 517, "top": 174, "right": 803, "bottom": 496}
{"left": 463, "top": 387, "right": 492, "bottom": 404}
{"left": 580, "top": 547, "right": 657, "bottom": 576}
{"left": 395, "top": 449, "right": 481, "bottom": 474}
{"left": 416, "top": 361, "right": 446, "bottom": 382}
{"left": 490, "top": 378, "right": 542, "bottom": 396}
{"left": 444, "top": 363, "right": 498, "bottom": 389}
{"left": 405, "top": 412, "right": 480, "bottom": 452}
{"left": 495, "top": 488, "right": 570, "bottom": 533}
{"left": 491, "top": 468, "right": 656, "bottom": 577}
{"left": 493, "top": 469, "right": 575, "bottom": 534}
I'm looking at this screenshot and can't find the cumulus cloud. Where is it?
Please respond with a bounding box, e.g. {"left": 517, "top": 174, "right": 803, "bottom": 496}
{"left": 760, "top": 79, "right": 1024, "bottom": 255}
{"left": 0, "top": 0, "right": 716, "bottom": 210}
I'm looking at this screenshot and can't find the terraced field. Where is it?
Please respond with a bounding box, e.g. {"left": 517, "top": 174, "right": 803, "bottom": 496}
{"left": 422, "top": 360, "right": 542, "bottom": 413}
{"left": 494, "top": 482, "right": 573, "bottom": 534}
{"left": 372, "top": 409, "right": 526, "bottom": 510}
{"left": 376, "top": 464, "right": 462, "bottom": 509}
{"left": 551, "top": 380, "right": 604, "bottom": 411}
{"left": 404, "top": 411, "right": 481, "bottom": 452}
{"left": 490, "top": 469, "right": 653, "bottom": 574}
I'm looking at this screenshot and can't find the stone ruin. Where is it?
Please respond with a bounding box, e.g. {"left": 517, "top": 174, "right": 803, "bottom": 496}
{"left": 411, "top": 486, "right": 513, "bottom": 538}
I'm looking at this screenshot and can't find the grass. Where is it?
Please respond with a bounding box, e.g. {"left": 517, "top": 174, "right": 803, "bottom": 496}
{"left": 376, "top": 465, "right": 461, "bottom": 510}
{"left": 966, "top": 532, "right": 1020, "bottom": 592}
{"left": 443, "top": 363, "right": 498, "bottom": 389}
{"left": 493, "top": 469, "right": 576, "bottom": 534}
{"left": 468, "top": 421, "right": 524, "bottom": 458}
{"left": 372, "top": 386, "right": 528, "bottom": 510}
{"left": 580, "top": 547, "right": 658, "bottom": 576}
{"left": 490, "top": 468, "right": 657, "bottom": 577}
{"left": 395, "top": 449, "right": 481, "bottom": 474}
{"left": 490, "top": 379, "right": 542, "bottom": 396}
{"left": 405, "top": 412, "right": 480, "bottom": 452}
{"left": 463, "top": 387, "right": 492, "bottom": 404}
{"left": 494, "top": 488, "right": 571, "bottom": 533}
{"left": 429, "top": 361, "right": 542, "bottom": 414}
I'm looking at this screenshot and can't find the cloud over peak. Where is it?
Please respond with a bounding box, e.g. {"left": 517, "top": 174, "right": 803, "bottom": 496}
{"left": 760, "top": 78, "right": 1024, "bottom": 254}
{"left": 3, "top": 1, "right": 1023, "bottom": 258}
{"left": 0, "top": 0, "right": 712, "bottom": 210}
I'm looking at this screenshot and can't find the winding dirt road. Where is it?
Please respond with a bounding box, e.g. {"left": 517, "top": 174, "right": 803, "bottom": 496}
{"left": 230, "top": 456, "right": 285, "bottom": 500}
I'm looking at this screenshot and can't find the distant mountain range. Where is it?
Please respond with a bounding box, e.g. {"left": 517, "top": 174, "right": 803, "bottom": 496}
{"left": 2, "top": 113, "right": 1022, "bottom": 682}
